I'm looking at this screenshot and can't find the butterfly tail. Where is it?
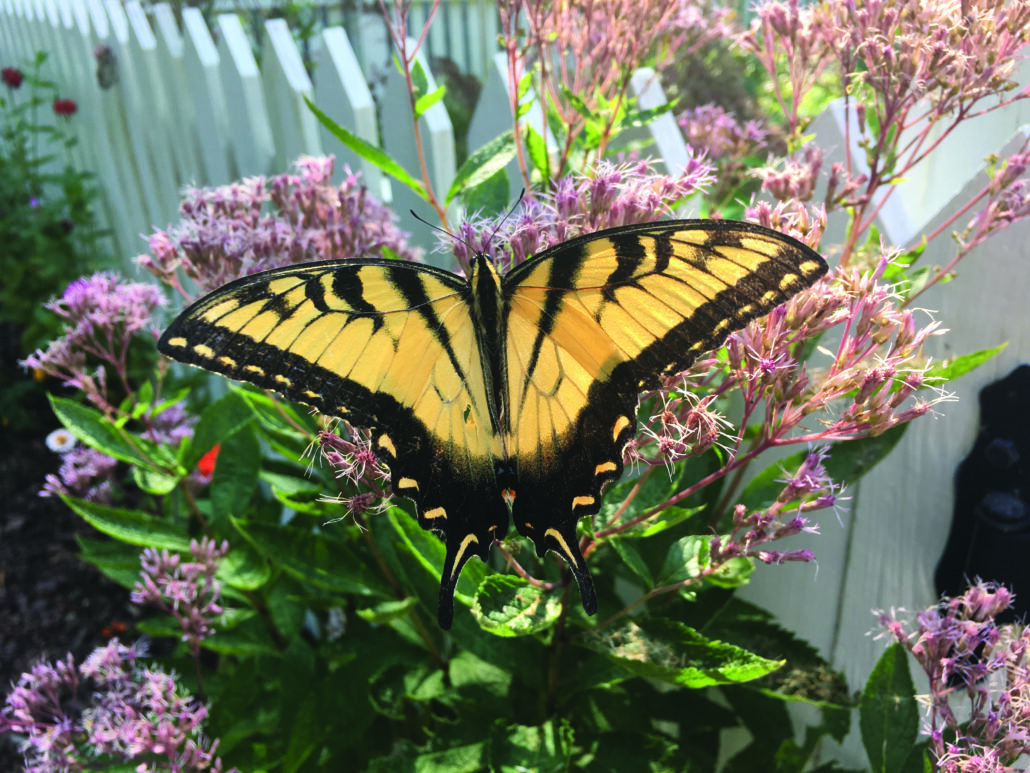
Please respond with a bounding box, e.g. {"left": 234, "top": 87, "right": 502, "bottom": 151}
{"left": 540, "top": 526, "right": 598, "bottom": 616}
{"left": 436, "top": 532, "right": 491, "bottom": 629}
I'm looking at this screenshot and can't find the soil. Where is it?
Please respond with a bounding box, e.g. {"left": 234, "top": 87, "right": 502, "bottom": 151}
{"left": 0, "top": 325, "right": 137, "bottom": 768}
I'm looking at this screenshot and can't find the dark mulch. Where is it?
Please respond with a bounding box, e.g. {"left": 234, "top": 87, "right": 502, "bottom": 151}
{"left": 0, "top": 328, "right": 137, "bottom": 769}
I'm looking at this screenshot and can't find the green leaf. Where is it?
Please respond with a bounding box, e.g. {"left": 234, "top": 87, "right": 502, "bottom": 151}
{"left": 488, "top": 719, "right": 573, "bottom": 773}
{"left": 411, "top": 59, "right": 429, "bottom": 98}
{"left": 824, "top": 423, "right": 908, "bottom": 485}
{"left": 186, "top": 389, "right": 255, "bottom": 470}
{"left": 445, "top": 130, "right": 516, "bottom": 206}
{"left": 305, "top": 96, "right": 427, "bottom": 199}
{"left": 462, "top": 167, "right": 511, "bottom": 216}
{"left": 472, "top": 575, "right": 562, "bottom": 636}
{"left": 561, "top": 86, "right": 594, "bottom": 120}
{"left": 218, "top": 541, "right": 270, "bottom": 591}
{"left": 414, "top": 84, "right": 446, "bottom": 119}
{"left": 49, "top": 395, "right": 154, "bottom": 468}
{"left": 860, "top": 643, "right": 920, "bottom": 773}
{"left": 525, "top": 124, "right": 550, "bottom": 181}
{"left": 209, "top": 423, "right": 261, "bottom": 522}
{"left": 600, "top": 618, "right": 782, "bottom": 688}
{"left": 63, "top": 497, "right": 192, "bottom": 551}
{"left": 232, "top": 517, "right": 388, "bottom": 597}
{"left": 77, "top": 537, "right": 145, "bottom": 589}
{"left": 132, "top": 465, "right": 179, "bottom": 495}
{"left": 656, "top": 534, "right": 708, "bottom": 586}
{"left": 611, "top": 538, "right": 652, "bottom": 588}
{"left": 356, "top": 597, "right": 418, "bottom": 624}
{"left": 925, "top": 343, "right": 1007, "bottom": 385}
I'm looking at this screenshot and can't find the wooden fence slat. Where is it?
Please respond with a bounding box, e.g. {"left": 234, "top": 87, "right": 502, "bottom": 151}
{"left": 150, "top": 2, "right": 204, "bottom": 191}
{"left": 104, "top": 0, "right": 176, "bottom": 229}
{"left": 122, "top": 1, "right": 182, "bottom": 226}
{"left": 215, "top": 13, "right": 275, "bottom": 178}
{"left": 260, "top": 18, "right": 322, "bottom": 174}
{"left": 182, "top": 7, "right": 231, "bottom": 184}
{"left": 380, "top": 37, "right": 455, "bottom": 256}
{"left": 313, "top": 26, "right": 382, "bottom": 194}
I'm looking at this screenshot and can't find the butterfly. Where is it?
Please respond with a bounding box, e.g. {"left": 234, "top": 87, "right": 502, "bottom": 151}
{"left": 158, "top": 219, "right": 827, "bottom": 628}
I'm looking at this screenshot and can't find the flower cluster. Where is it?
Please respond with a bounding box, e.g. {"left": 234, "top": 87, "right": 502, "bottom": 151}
{"left": 22, "top": 272, "right": 165, "bottom": 414}
{"left": 0, "top": 640, "right": 236, "bottom": 772}
{"left": 139, "top": 155, "right": 420, "bottom": 299}
{"left": 131, "top": 538, "right": 228, "bottom": 653}
{"left": 41, "top": 445, "right": 118, "bottom": 503}
{"left": 448, "top": 160, "right": 714, "bottom": 274}
{"left": 318, "top": 422, "right": 391, "bottom": 517}
{"left": 740, "top": 0, "right": 1030, "bottom": 278}
{"left": 879, "top": 582, "right": 1030, "bottom": 770}
{"left": 678, "top": 104, "right": 768, "bottom": 211}
{"left": 497, "top": 0, "right": 733, "bottom": 178}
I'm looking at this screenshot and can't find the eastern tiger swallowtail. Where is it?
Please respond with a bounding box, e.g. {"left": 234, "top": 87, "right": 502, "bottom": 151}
{"left": 158, "top": 219, "right": 827, "bottom": 628}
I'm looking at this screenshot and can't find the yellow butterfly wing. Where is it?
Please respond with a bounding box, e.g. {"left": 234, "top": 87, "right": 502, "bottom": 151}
{"left": 500, "top": 220, "right": 828, "bottom": 611}
{"left": 158, "top": 260, "right": 507, "bottom": 627}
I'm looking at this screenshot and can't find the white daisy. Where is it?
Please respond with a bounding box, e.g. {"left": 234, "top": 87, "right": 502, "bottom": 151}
{"left": 45, "top": 428, "right": 77, "bottom": 453}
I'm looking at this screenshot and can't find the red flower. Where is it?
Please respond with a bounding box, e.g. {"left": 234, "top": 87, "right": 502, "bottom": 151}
{"left": 197, "top": 444, "right": 221, "bottom": 478}
{"left": 52, "top": 98, "right": 77, "bottom": 116}
{"left": 2, "top": 67, "right": 22, "bottom": 89}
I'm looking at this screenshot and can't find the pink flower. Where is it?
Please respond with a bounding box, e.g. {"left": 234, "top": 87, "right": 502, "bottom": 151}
{"left": 52, "top": 98, "right": 77, "bottom": 116}
{"left": 2, "top": 66, "right": 23, "bottom": 88}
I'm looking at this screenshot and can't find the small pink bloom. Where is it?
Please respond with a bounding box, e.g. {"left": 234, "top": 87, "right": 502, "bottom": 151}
{"left": 2, "top": 66, "right": 23, "bottom": 88}
{"left": 52, "top": 98, "right": 77, "bottom": 116}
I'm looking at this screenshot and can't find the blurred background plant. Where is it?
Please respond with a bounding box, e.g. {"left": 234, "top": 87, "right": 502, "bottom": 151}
{"left": 0, "top": 50, "right": 105, "bottom": 433}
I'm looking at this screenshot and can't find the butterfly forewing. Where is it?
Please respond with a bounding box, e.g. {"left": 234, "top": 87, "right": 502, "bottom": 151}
{"left": 158, "top": 260, "right": 510, "bottom": 627}
{"left": 499, "top": 221, "right": 827, "bottom": 611}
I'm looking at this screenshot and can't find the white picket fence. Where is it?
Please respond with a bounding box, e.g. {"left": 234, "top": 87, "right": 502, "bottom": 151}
{"left": 4, "top": 2, "right": 1030, "bottom": 766}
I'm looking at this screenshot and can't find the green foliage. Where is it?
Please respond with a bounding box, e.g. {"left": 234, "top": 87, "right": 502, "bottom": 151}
{"left": 45, "top": 359, "right": 973, "bottom": 770}
{"left": 0, "top": 51, "right": 104, "bottom": 350}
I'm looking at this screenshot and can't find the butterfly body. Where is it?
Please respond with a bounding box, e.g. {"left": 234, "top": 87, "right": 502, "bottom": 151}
{"left": 159, "top": 220, "right": 827, "bottom": 628}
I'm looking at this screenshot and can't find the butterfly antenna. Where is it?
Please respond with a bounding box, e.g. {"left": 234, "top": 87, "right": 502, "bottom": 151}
{"left": 409, "top": 209, "right": 476, "bottom": 252}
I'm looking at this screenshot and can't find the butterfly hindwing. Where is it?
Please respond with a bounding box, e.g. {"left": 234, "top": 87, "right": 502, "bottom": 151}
{"left": 500, "top": 221, "right": 828, "bottom": 609}
{"left": 158, "top": 260, "right": 509, "bottom": 627}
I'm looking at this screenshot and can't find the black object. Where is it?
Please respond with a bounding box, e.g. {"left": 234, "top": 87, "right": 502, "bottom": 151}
{"left": 936, "top": 364, "right": 1030, "bottom": 623}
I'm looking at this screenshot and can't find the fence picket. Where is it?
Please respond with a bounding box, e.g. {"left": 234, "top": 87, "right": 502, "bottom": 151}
{"left": 313, "top": 26, "right": 382, "bottom": 193}
{"left": 380, "top": 36, "right": 455, "bottom": 255}
{"left": 182, "top": 7, "right": 231, "bottom": 185}
{"left": 215, "top": 13, "right": 275, "bottom": 178}
{"left": 260, "top": 18, "right": 322, "bottom": 174}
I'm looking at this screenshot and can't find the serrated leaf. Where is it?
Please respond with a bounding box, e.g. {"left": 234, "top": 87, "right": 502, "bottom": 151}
{"left": 446, "top": 130, "right": 516, "bottom": 205}
{"left": 63, "top": 497, "right": 192, "bottom": 551}
{"left": 860, "top": 643, "right": 920, "bottom": 773}
{"left": 656, "top": 535, "right": 708, "bottom": 586}
{"left": 462, "top": 167, "right": 511, "bottom": 215}
{"left": 472, "top": 575, "right": 562, "bottom": 636}
{"left": 305, "top": 96, "right": 427, "bottom": 198}
{"left": 599, "top": 618, "right": 782, "bottom": 687}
